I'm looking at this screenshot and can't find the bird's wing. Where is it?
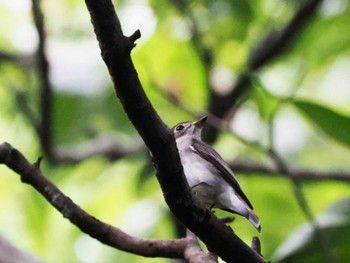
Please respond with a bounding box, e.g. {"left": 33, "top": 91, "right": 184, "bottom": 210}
{"left": 191, "top": 139, "right": 253, "bottom": 209}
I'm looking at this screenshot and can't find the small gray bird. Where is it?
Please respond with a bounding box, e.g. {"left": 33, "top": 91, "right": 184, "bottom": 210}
{"left": 172, "top": 116, "right": 261, "bottom": 232}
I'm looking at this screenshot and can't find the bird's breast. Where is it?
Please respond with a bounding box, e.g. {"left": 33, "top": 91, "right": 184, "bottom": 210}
{"left": 179, "top": 150, "right": 219, "bottom": 188}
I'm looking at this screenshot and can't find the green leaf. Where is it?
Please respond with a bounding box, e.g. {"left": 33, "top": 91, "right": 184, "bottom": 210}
{"left": 287, "top": 5, "right": 350, "bottom": 66}
{"left": 293, "top": 100, "right": 350, "bottom": 148}
{"left": 53, "top": 90, "right": 136, "bottom": 145}
{"left": 273, "top": 198, "right": 350, "bottom": 263}
{"left": 251, "top": 83, "right": 279, "bottom": 121}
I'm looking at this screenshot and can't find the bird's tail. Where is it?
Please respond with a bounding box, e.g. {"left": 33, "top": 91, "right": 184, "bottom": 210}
{"left": 247, "top": 210, "right": 261, "bottom": 233}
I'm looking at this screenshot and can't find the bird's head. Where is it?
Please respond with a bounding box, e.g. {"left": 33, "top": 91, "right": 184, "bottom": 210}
{"left": 172, "top": 116, "right": 208, "bottom": 140}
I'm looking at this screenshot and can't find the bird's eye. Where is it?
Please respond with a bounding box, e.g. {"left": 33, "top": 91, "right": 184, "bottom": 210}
{"left": 176, "top": 125, "right": 184, "bottom": 131}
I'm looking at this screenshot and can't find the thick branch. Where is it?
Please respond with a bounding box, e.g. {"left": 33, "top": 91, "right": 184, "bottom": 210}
{"left": 0, "top": 142, "right": 187, "bottom": 258}
{"left": 84, "top": 0, "right": 265, "bottom": 262}
{"left": 203, "top": 0, "right": 322, "bottom": 143}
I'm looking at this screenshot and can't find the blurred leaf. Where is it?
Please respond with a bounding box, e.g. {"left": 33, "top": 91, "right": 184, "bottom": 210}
{"left": 53, "top": 92, "right": 88, "bottom": 145}
{"left": 53, "top": 90, "right": 136, "bottom": 145}
{"left": 135, "top": 158, "right": 155, "bottom": 193}
{"left": 293, "top": 99, "right": 350, "bottom": 149}
{"left": 134, "top": 36, "right": 208, "bottom": 112}
{"left": 273, "top": 198, "right": 350, "bottom": 263}
{"left": 251, "top": 83, "right": 279, "bottom": 121}
{"left": 287, "top": 5, "right": 350, "bottom": 66}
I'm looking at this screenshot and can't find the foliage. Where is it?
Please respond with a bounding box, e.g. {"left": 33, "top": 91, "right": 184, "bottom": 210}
{"left": 273, "top": 198, "right": 350, "bottom": 263}
{"left": 0, "top": 0, "right": 350, "bottom": 262}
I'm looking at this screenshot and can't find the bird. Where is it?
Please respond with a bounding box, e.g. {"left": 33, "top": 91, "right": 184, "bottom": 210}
{"left": 172, "top": 116, "right": 261, "bottom": 232}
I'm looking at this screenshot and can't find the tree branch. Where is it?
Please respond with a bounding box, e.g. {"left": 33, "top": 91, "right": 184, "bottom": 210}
{"left": 251, "top": 237, "right": 262, "bottom": 256}
{"left": 0, "top": 50, "right": 35, "bottom": 67}
{"left": 0, "top": 142, "right": 187, "bottom": 258}
{"left": 184, "top": 230, "right": 218, "bottom": 263}
{"left": 229, "top": 159, "right": 350, "bottom": 182}
{"left": 150, "top": 86, "right": 350, "bottom": 183}
{"left": 53, "top": 135, "right": 145, "bottom": 164}
{"left": 31, "top": 0, "right": 54, "bottom": 159}
{"left": 84, "top": 0, "right": 266, "bottom": 262}
{"left": 0, "top": 142, "right": 230, "bottom": 262}
{"left": 0, "top": 236, "right": 43, "bottom": 263}
{"left": 141, "top": 84, "right": 350, "bottom": 183}
{"left": 203, "top": 0, "right": 322, "bottom": 143}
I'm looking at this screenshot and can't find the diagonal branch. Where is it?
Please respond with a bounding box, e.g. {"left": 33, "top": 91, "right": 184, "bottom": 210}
{"left": 0, "top": 142, "right": 187, "bottom": 258}
{"left": 203, "top": 0, "right": 322, "bottom": 143}
{"left": 84, "top": 0, "right": 266, "bottom": 262}
{"left": 184, "top": 229, "right": 218, "bottom": 263}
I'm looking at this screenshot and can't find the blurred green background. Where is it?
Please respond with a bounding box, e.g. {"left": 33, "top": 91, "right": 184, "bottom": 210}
{"left": 0, "top": 0, "right": 350, "bottom": 262}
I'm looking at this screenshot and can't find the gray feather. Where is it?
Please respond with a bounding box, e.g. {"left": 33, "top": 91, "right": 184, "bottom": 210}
{"left": 191, "top": 139, "right": 253, "bottom": 209}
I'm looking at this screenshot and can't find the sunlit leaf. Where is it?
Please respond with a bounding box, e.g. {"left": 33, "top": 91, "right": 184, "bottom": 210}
{"left": 53, "top": 90, "right": 136, "bottom": 145}
{"left": 251, "top": 83, "right": 279, "bottom": 121}
{"left": 293, "top": 99, "right": 350, "bottom": 148}
{"left": 287, "top": 4, "right": 350, "bottom": 66}
{"left": 53, "top": 92, "right": 85, "bottom": 144}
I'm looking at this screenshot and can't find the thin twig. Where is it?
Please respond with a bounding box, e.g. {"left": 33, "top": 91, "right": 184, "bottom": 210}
{"left": 0, "top": 51, "right": 35, "bottom": 67}
{"left": 13, "top": 89, "right": 40, "bottom": 133}
{"left": 53, "top": 135, "right": 145, "bottom": 163}
{"left": 229, "top": 159, "right": 350, "bottom": 182}
{"left": 268, "top": 150, "right": 340, "bottom": 263}
{"left": 31, "top": 0, "right": 54, "bottom": 159}
{"left": 261, "top": 66, "right": 340, "bottom": 263}
{"left": 265, "top": 80, "right": 340, "bottom": 263}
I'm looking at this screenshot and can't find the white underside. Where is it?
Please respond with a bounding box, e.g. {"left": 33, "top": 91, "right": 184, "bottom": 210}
{"left": 176, "top": 135, "right": 249, "bottom": 216}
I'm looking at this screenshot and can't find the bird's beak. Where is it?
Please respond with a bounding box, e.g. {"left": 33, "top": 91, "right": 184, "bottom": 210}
{"left": 193, "top": 116, "right": 208, "bottom": 129}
